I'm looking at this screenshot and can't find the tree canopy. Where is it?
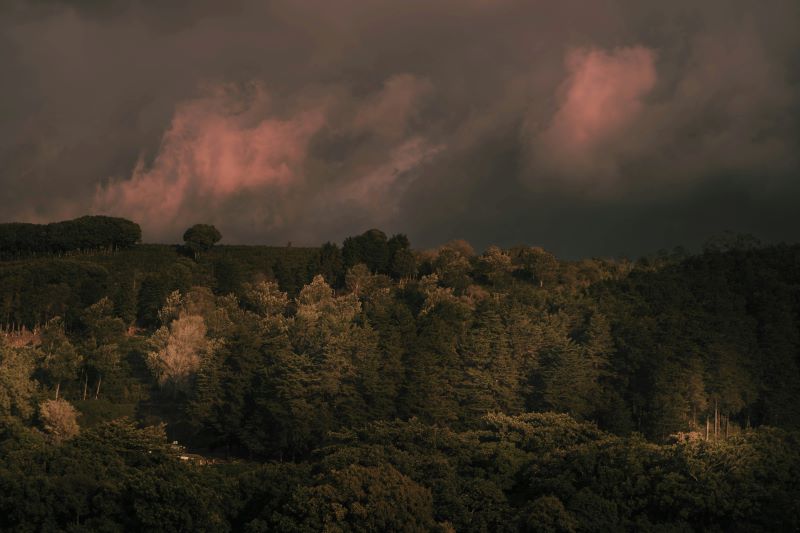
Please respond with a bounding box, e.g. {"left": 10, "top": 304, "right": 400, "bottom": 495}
{"left": 0, "top": 223, "right": 798, "bottom": 530}
{"left": 182, "top": 224, "right": 222, "bottom": 257}
{"left": 0, "top": 216, "right": 140, "bottom": 258}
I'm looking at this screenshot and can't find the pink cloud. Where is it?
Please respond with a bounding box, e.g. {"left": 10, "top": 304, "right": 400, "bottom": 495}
{"left": 353, "top": 74, "right": 433, "bottom": 140}
{"left": 93, "top": 83, "right": 325, "bottom": 239}
{"left": 529, "top": 45, "right": 657, "bottom": 181}
{"left": 336, "top": 136, "right": 444, "bottom": 215}
{"left": 92, "top": 75, "right": 444, "bottom": 242}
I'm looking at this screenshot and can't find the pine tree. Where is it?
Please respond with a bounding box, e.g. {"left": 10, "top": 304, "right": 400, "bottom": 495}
{"left": 457, "top": 298, "right": 521, "bottom": 425}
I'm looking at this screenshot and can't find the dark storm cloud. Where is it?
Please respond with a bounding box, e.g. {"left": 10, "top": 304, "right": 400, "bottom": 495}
{"left": 1, "top": 0, "right": 798, "bottom": 256}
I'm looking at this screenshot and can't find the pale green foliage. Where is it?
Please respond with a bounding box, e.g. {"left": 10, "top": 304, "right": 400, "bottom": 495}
{"left": 481, "top": 246, "right": 512, "bottom": 268}
{"left": 290, "top": 275, "right": 382, "bottom": 429}
{"left": 0, "top": 342, "right": 37, "bottom": 419}
{"left": 40, "top": 318, "right": 81, "bottom": 395}
{"left": 344, "top": 265, "right": 393, "bottom": 303}
{"left": 83, "top": 298, "right": 127, "bottom": 342}
{"left": 419, "top": 274, "right": 459, "bottom": 315}
{"left": 344, "top": 263, "right": 371, "bottom": 296}
{"left": 457, "top": 301, "right": 522, "bottom": 421}
{"left": 160, "top": 288, "right": 220, "bottom": 324}
{"left": 81, "top": 298, "right": 127, "bottom": 396}
{"left": 512, "top": 246, "right": 560, "bottom": 286}
{"left": 515, "top": 310, "right": 609, "bottom": 420}
{"left": 147, "top": 314, "right": 216, "bottom": 391}
{"left": 507, "top": 311, "right": 545, "bottom": 377}
{"left": 92, "top": 345, "right": 121, "bottom": 376}
{"left": 463, "top": 284, "right": 491, "bottom": 305}
{"left": 184, "top": 287, "right": 219, "bottom": 318}
{"left": 296, "top": 275, "right": 360, "bottom": 329}
{"left": 158, "top": 290, "right": 184, "bottom": 325}
{"left": 433, "top": 248, "right": 472, "bottom": 292}
{"left": 158, "top": 287, "right": 234, "bottom": 336}
{"left": 84, "top": 297, "right": 116, "bottom": 324}
{"left": 297, "top": 275, "right": 335, "bottom": 309}
{"left": 293, "top": 275, "right": 361, "bottom": 363}
{"left": 39, "top": 398, "right": 80, "bottom": 443}
{"left": 316, "top": 331, "right": 361, "bottom": 400}
{"left": 441, "top": 239, "right": 476, "bottom": 257}
{"left": 242, "top": 281, "right": 288, "bottom": 317}
{"left": 477, "top": 245, "right": 514, "bottom": 285}
{"left": 204, "top": 294, "right": 239, "bottom": 337}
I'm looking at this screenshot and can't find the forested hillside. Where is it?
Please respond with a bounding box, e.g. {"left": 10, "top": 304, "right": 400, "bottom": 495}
{"left": 1, "top": 218, "right": 798, "bottom": 531}
{"left": 0, "top": 216, "right": 141, "bottom": 259}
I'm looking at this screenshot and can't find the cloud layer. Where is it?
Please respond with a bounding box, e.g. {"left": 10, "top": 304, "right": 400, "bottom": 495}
{"left": 94, "top": 83, "right": 325, "bottom": 236}
{"left": 529, "top": 46, "right": 657, "bottom": 182}
{"left": 1, "top": 0, "right": 798, "bottom": 256}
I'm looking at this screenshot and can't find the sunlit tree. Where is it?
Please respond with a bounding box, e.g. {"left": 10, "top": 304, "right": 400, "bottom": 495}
{"left": 39, "top": 398, "right": 79, "bottom": 444}
{"left": 148, "top": 314, "right": 216, "bottom": 394}
{"left": 0, "top": 342, "right": 37, "bottom": 419}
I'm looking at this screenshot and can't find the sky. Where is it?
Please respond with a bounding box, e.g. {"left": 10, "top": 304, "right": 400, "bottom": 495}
{"left": 1, "top": 0, "right": 798, "bottom": 258}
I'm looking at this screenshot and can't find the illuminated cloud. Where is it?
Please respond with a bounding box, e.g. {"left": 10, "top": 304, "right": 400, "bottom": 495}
{"left": 92, "top": 75, "right": 442, "bottom": 242}
{"left": 93, "top": 83, "right": 325, "bottom": 239}
{"left": 528, "top": 46, "right": 657, "bottom": 181}
{"left": 353, "top": 74, "right": 434, "bottom": 140}
{"left": 2, "top": 0, "right": 799, "bottom": 254}
{"left": 336, "top": 136, "right": 445, "bottom": 217}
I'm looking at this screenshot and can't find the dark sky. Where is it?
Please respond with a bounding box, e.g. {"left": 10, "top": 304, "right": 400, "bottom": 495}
{"left": 1, "top": 0, "right": 798, "bottom": 257}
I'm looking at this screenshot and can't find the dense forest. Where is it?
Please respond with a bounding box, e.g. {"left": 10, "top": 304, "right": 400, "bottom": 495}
{"left": 0, "top": 216, "right": 141, "bottom": 259}
{"left": 1, "top": 217, "right": 798, "bottom": 531}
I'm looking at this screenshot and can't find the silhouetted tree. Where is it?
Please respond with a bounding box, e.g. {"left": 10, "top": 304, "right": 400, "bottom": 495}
{"left": 183, "top": 224, "right": 222, "bottom": 258}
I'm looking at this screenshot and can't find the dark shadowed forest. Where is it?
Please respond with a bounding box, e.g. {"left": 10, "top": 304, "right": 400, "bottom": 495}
{"left": 1, "top": 217, "right": 798, "bottom": 531}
